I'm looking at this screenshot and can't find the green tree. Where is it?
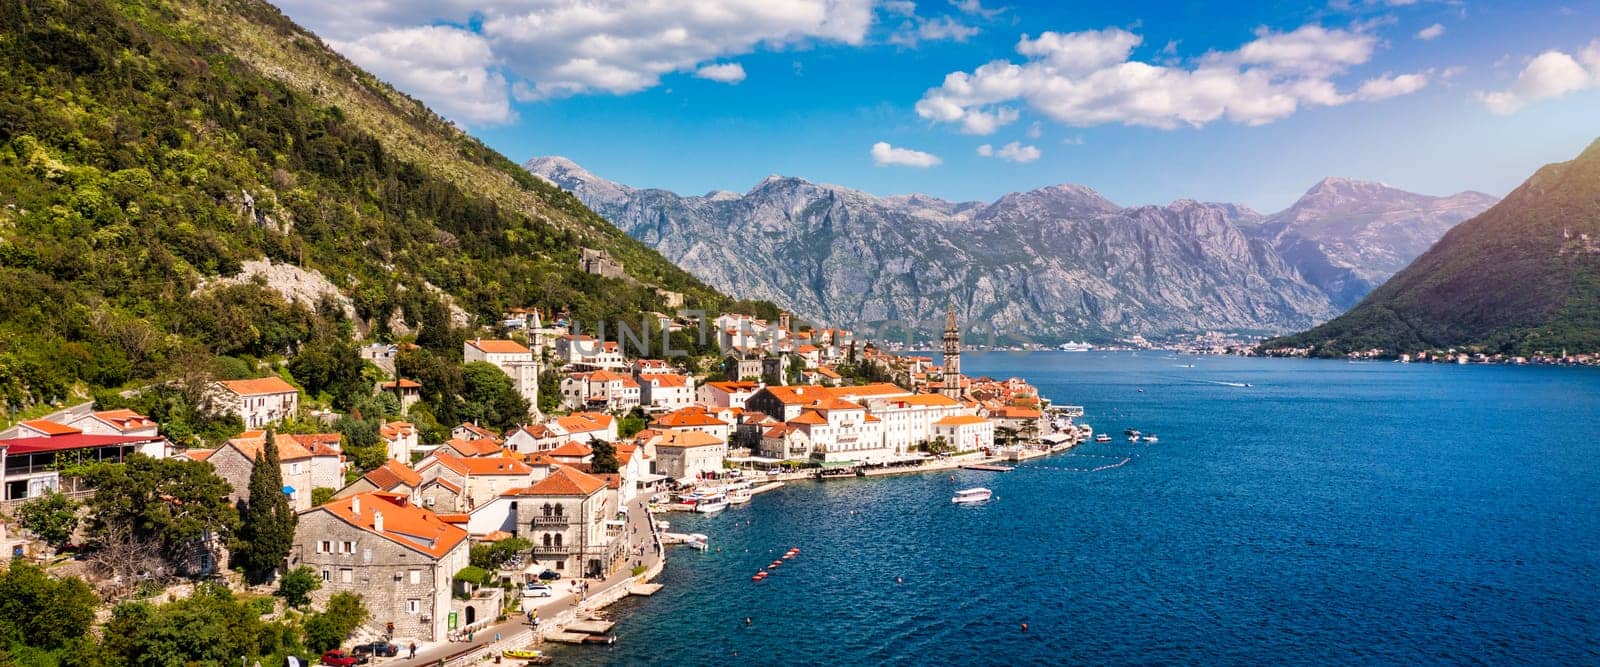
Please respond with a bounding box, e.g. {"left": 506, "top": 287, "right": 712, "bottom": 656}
{"left": 537, "top": 369, "right": 566, "bottom": 414}
{"left": 15, "top": 490, "right": 79, "bottom": 549}
{"left": 83, "top": 455, "right": 240, "bottom": 566}
{"left": 235, "top": 430, "right": 297, "bottom": 583}
{"left": 334, "top": 415, "right": 386, "bottom": 471}
{"left": 303, "top": 592, "right": 369, "bottom": 652}
{"left": 310, "top": 487, "right": 337, "bottom": 507}
{"left": 470, "top": 537, "right": 533, "bottom": 571}
{"left": 0, "top": 561, "right": 97, "bottom": 651}
{"left": 288, "top": 337, "right": 367, "bottom": 409}
{"left": 104, "top": 584, "right": 299, "bottom": 666}
{"left": 459, "top": 361, "right": 531, "bottom": 430}
{"left": 275, "top": 566, "right": 321, "bottom": 609}
{"left": 590, "top": 439, "right": 621, "bottom": 474}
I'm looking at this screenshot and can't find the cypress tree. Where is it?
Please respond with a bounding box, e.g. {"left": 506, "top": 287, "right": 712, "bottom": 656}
{"left": 237, "top": 428, "right": 297, "bottom": 583}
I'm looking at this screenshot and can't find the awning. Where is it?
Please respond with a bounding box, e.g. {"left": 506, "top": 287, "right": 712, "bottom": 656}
{"left": 638, "top": 473, "right": 670, "bottom": 483}
{"left": 818, "top": 460, "right": 857, "bottom": 469}
{"left": 1039, "top": 433, "right": 1072, "bottom": 444}
{"left": 725, "top": 456, "right": 782, "bottom": 464}
{"left": 281, "top": 485, "right": 295, "bottom": 495}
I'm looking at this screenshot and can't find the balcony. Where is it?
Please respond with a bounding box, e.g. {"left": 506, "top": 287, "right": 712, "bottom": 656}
{"left": 531, "top": 515, "right": 569, "bottom": 526}
{"left": 531, "top": 544, "right": 569, "bottom": 556}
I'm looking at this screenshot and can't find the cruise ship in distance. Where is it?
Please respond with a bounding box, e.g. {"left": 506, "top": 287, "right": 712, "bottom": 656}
{"left": 1058, "top": 341, "right": 1094, "bottom": 352}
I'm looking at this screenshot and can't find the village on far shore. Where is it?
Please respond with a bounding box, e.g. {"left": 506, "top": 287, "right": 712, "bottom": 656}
{"left": 0, "top": 302, "right": 1085, "bottom": 660}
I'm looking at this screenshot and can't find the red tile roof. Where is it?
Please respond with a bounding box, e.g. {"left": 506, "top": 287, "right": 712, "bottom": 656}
{"left": 316, "top": 492, "right": 468, "bottom": 559}
{"left": 19, "top": 420, "right": 81, "bottom": 436}
{"left": 504, "top": 465, "right": 607, "bottom": 497}
{"left": 547, "top": 441, "right": 594, "bottom": 458}
{"left": 0, "top": 433, "right": 160, "bottom": 455}
{"left": 466, "top": 339, "right": 532, "bottom": 355}
{"left": 363, "top": 459, "right": 423, "bottom": 489}
{"left": 217, "top": 376, "right": 298, "bottom": 396}
{"left": 653, "top": 430, "right": 725, "bottom": 448}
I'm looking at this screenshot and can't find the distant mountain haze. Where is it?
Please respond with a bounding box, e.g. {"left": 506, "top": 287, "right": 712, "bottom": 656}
{"left": 1269, "top": 138, "right": 1600, "bottom": 355}
{"left": 528, "top": 157, "right": 1496, "bottom": 341}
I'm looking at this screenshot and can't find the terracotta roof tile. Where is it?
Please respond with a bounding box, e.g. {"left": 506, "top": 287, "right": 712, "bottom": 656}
{"left": 217, "top": 376, "right": 298, "bottom": 396}
{"left": 316, "top": 492, "right": 467, "bottom": 559}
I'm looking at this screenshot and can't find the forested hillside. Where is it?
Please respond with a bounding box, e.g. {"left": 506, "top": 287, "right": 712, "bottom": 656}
{"left": 0, "top": 0, "right": 741, "bottom": 424}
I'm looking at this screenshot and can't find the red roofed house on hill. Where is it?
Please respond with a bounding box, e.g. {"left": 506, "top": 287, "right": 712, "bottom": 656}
{"left": 212, "top": 376, "right": 300, "bottom": 429}
{"left": 198, "top": 431, "right": 344, "bottom": 511}
{"left": 293, "top": 492, "right": 470, "bottom": 642}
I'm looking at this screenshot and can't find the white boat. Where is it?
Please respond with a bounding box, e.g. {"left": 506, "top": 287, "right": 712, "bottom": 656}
{"left": 728, "top": 489, "right": 752, "bottom": 505}
{"left": 693, "top": 492, "right": 729, "bottom": 513}
{"left": 1095, "top": 434, "right": 1112, "bottom": 443}
{"left": 1058, "top": 341, "right": 1094, "bottom": 352}
{"left": 686, "top": 533, "right": 709, "bottom": 550}
{"left": 1142, "top": 435, "right": 1159, "bottom": 443}
{"left": 951, "top": 488, "right": 993, "bottom": 504}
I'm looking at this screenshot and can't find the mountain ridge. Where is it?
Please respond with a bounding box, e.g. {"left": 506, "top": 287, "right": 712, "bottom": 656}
{"left": 527, "top": 156, "right": 1497, "bottom": 341}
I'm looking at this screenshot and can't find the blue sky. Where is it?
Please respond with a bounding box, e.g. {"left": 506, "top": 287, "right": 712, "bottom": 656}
{"left": 273, "top": 1, "right": 1600, "bottom": 211}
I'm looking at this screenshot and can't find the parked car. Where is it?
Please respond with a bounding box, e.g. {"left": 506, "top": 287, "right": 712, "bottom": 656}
{"left": 522, "top": 583, "right": 554, "bottom": 597}
{"left": 319, "top": 649, "right": 368, "bottom": 666}
{"left": 351, "top": 641, "right": 399, "bottom": 658}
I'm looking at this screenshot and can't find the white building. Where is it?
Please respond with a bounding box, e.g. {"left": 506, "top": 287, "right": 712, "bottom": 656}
{"left": 865, "top": 393, "right": 971, "bottom": 455}
{"left": 554, "top": 335, "right": 626, "bottom": 370}
{"left": 638, "top": 373, "right": 694, "bottom": 412}
{"left": 558, "top": 370, "right": 640, "bottom": 412}
{"left": 697, "top": 381, "right": 761, "bottom": 409}
{"left": 781, "top": 398, "right": 894, "bottom": 464}
{"left": 464, "top": 339, "right": 540, "bottom": 415}
{"left": 931, "top": 415, "right": 995, "bottom": 452}
{"left": 213, "top": 377, "right": 300, "bottom": 429}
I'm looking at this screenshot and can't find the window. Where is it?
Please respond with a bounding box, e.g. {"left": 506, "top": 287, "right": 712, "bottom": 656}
{"left": 321, "top": 569, "right": 330, "bottom": 582}
{"left": 406, "top": 599, "right": 420, "bottom": 614}
{"left": 342, "top": 541, "right": 355, "bottom": 554}
{"left": 409, "top": 569, "right": 421, "bottom": 585}
{"left": 340, "top": 568, "right": 353, "bottom": 583}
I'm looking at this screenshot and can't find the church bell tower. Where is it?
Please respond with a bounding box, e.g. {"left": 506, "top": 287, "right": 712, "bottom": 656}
{"left": 941, "top": 300, "right": 962, "bottom": 399}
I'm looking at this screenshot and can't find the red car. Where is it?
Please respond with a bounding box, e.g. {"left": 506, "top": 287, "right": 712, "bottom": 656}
{"left": 319, "top": 649, "right": 368, "bottom": 666}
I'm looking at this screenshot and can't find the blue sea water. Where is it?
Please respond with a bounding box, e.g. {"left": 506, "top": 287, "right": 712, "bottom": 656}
{"left": 554, "top": 353, "right": 1600, "bottom": 665}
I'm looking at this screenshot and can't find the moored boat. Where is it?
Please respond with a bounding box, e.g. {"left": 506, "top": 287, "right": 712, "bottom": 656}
{"left": 1095, "top": 434, "right": 1112, "bottom": 443}
{"left": 694, "top": 492, "right": 729, "bottom": 513}
{"left": 728, "top": 488, "right": 752, "bottom": 505}
{"left": 951, "top": 487, "right": 993, "bottom": 504}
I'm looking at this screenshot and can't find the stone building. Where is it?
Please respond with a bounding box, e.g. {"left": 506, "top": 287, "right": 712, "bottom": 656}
{"left": 504, "top": 466, "right": 620, "bottom": 578}
{"left": 212, "top": 377, "right": 300, "bottom": 429}
{"left": 293, "top": 492, "right": 469, "bottom": 642}
{"left": 578, "top": 248, "right": 624, "bottom": 278}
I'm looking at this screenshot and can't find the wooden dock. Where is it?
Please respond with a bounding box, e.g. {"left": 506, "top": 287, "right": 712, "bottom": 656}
{"left": 961, "top": 463, "right": 1015, "bottom": 472}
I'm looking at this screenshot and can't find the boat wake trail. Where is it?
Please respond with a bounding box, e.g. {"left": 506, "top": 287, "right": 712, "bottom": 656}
{"left": 1196, "top": 379, "right": 1250, "bottom": 388}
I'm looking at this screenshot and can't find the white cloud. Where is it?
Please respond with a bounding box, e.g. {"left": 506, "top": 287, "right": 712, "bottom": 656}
{"left": 883, "top": 0, "right": 917, "bottom": 16}
{"left": 976, "top": 141, "right": 1040, "bottom": 162}
{"left": 889, "top": 15, "right": 980, "bottom": 47}
{"left": 871, "top": 141, "right": 942, "bottom": 167}
{"left": 1416, "top": 23, "right": 1445, "bottom": 41}
{"left": 917, "top": 23, "right": 1429, "bottom": 131}
{"left": 1356, "top": 72, "right": 1429, "bottom": 100}
{"left": 331, "top": 25, "right": 514, "bottom": 126}
{"left": 695, "top": 62, "right": 747, "bottom": 84}
{"left": 1480, "top": 42, "right": 1600, "bottom": 115}
{"left": 1026, "top": 121, "right": 1042, "bottom": 138}
{"left": 274, "top": 0, "right": 889, "bottom": 122}
{"left": 950, "top": 0, "right": 1004, "bottom": 19}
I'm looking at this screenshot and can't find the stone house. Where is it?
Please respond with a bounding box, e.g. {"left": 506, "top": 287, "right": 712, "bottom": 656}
{"left": 504, "top": 466, "right": 620, "bottom": 578}
{"left": 335, "top": 459, "right": 423, "bottom": 500}
{"left": 463, "top": 339, "right": 539, "bottom": 414}
{"left": 931, "top": 415, "right": 995, "bottom": 452}
{"left": 415, "top": 451, "right": 534, "bottom": 511}
{"left": 292, "top": 492, "right": 469, "bottom": 642}
{"left": 201, "top": 431, "right": 343, "bottom": 511}
{"left": 650, "top": 430, "right": 727, "bottom": 482}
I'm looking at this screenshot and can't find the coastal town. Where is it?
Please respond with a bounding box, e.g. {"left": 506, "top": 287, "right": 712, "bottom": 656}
{"left": 0, "top": 303, "right": 1087, "bottom": 665}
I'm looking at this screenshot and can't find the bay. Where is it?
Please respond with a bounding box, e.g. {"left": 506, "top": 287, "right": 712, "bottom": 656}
{"left": 553, "top": 352, "right": 1600, "bottom": 665}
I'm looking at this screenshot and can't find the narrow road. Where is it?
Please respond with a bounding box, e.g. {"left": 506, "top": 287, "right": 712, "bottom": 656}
{"left": 382, "top": 494, "right": 661, "bottom": 666}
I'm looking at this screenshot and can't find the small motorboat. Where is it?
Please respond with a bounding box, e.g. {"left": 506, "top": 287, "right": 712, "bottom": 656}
{"left": 951, "top": 488, "right": 993, "bottom": 504}
{"left": 1142, "top": 434, "right": 1159, "bottom": 442}
{"left": 582, "top": 635, "right": 617, "bottom": 645}
{"left": 1095, "top": 434, "right": 1112, "bottom": 443}
{"left": 1128, "top": 435, "right": 1139, "bottom": 442}
{"left": 728, "top": 488, "right": 753, "bottom": 505}
{"left": 503, "top": 649, "right": 545, "bottom": 659}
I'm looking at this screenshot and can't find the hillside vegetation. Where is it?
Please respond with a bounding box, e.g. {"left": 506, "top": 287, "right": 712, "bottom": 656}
{"left": 0, "top": 0, "right": 744, "bottom": 421}
{"left": 1266, "top": 138, "right": 1600, "bottom": 356}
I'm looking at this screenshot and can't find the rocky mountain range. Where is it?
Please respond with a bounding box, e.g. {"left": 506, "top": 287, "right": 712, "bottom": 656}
{"left": 527, "top": 157, "right": 1496, "bottom": 341}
